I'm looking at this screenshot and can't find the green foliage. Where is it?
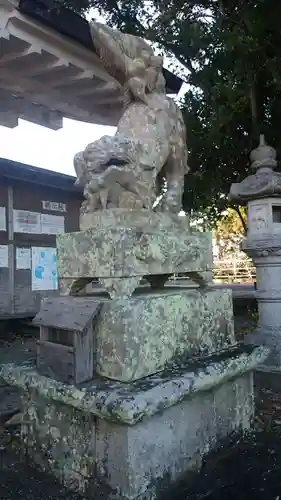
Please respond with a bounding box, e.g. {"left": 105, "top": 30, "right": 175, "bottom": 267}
{"left": 58, "top": 0, "right": 281, "bottom": 219}
{"left": 215, "top": 207, "right": 247, "bottom": 238}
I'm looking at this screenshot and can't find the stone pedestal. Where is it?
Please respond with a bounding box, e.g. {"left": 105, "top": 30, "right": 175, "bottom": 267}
{"left": 0, "top": 209, "right": 269, "bottom": 498}
{"left": 0, "top": 345, "right": 267, "bottom": 499}
{"left": 56, "top": 209, "right": 212, "bottom": 298}
{"left": 243, "top": 237, "right": 281, "bottom": 369}
{"left": 36, "top": 287, "right": 234, "bottom": 383}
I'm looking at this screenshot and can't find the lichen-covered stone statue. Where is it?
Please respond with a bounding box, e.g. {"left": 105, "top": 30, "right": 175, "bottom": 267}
{"left": 74, "top": 22, "right": 188, "bottom": 214}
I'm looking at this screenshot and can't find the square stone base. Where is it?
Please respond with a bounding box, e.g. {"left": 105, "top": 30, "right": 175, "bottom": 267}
{"left": 95, "top": 288, "right": 235, "bottom": 381}
{"left": 21, "top": 374, "right": 253, "bottom": 499}
{"left": 0, "top": 345, "right": 268, "bottom": 500}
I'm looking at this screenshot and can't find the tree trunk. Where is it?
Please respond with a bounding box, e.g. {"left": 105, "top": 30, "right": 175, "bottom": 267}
{"left": 233, "top": 205, "right": 247, "bottom": 233}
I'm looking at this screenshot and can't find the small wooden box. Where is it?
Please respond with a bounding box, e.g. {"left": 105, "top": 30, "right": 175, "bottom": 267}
{"left": 34, "top": 297, "right": 101, "bottom": 384}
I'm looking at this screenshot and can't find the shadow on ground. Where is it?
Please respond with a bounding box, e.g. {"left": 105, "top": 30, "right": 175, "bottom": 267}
{"left": 172, "top": 429, "right": 281, "bottom": 500}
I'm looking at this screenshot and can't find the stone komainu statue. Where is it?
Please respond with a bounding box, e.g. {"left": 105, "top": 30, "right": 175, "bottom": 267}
{"left": 74, "top": 22, "right": 189, "bottom": 214}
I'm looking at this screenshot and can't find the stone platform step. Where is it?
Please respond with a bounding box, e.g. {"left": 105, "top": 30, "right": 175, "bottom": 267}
{"left": 0, "top": 344, "right": 268, "bottom": 426}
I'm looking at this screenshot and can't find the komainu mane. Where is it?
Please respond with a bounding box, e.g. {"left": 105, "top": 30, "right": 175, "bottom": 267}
{"left": 74, "top": 22, "right": 189, "bottom": 214}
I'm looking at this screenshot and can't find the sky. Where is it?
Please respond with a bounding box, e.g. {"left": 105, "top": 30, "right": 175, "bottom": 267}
{"left": 0, "top": 118, "right": 115, "bottom": 176}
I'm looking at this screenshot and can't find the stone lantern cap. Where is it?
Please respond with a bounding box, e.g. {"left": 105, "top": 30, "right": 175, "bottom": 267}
{"left": 250, "top": 135, "right": 277, "bottom": 171}
{"left": 229, "top": 135, "right": 281, "bottom": 203}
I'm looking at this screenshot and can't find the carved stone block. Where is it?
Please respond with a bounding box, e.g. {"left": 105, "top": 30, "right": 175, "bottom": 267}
{"left": 95, "top": 288, "right": 235, "bottom": 382}
{"left": 56, "top": 210, "right": 212, "bottom": 298}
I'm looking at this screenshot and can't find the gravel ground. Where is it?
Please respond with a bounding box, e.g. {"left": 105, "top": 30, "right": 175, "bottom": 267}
{"left": 0, "top": 332, "right": 36, "bottom": 417}
{"left": 0, "top": 460, "right": 84, "bottom": 499}
{"left": 0, "top": 435, "right": 84, "bottom": 500}
{"left": 173, "top": 430, "right": 281, "bottom": 500}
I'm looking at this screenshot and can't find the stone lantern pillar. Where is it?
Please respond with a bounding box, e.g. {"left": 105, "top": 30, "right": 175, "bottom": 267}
{"left": 229, "top": 136, "right": 281, "bottom": 370}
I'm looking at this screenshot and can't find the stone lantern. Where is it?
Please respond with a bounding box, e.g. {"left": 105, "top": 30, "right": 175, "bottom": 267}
{"left": 229, "top": 135, "right": 281, "bottom": 370}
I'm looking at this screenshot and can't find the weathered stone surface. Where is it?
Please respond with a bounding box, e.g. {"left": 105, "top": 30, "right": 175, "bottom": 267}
{"left": 57, "top": 210, "right": 206, "bottom": 297}
{"left": 19, "top": 372, "right": 254, "bottom": 499}
{"left": 229, "top": 169, "right": 281, "bottom": 203}
{"left": 75, "top": 22, "right": 188, "bottom": 215}
{"left": 56, "top": 212, "right": 212, "bottom": 282}
{"left": 114, "top": 374, "right": 254, "bottom": 500}
{"left": 245, "top": 326, "right": 281, "bottom": 370}
{"left": 229, "top": 136, "right": 279, "bottom": 203}
{"left": 0, "top": 344, "right": 269, "bottom": 426}
{"left": 0, "top": 345, "right": 268, "bottom": 498}
{"left": 79, "top": 208, "right": 191, "bottom": 232}
{"left": 22, "top": 396, "right": 96, "bottom": 491}
{"left": 95, "top": 288, "right": 235, "bottom": 381}
{"left": 98, "top": 276, "right": 143, "bottom": 299}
